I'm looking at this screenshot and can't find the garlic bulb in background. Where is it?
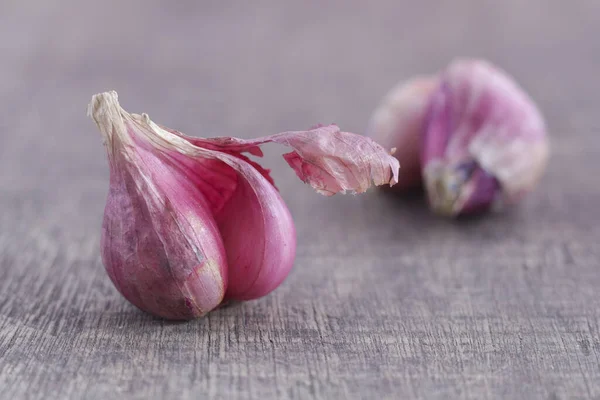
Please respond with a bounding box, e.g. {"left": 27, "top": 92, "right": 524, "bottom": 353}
{"left": 368, "top": 59, "right": 549, "bottom": 217}
{"left": 89, "top": 91, "right": 399, "bottom": 320}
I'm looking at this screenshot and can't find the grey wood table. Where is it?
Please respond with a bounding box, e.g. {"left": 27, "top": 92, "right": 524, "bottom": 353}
{"left": 1, "top": 1, "right": 599, "bottom": 399}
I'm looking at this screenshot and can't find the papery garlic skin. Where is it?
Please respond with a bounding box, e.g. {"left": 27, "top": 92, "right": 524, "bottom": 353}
{"left": 367, "top": 76, "right": 439, "bottom": 190}
{"left": 422, "top": 59, "right": 549, "bottom": 216}
{"left": 89, "top": 91, "right": 399, "bottom": 320}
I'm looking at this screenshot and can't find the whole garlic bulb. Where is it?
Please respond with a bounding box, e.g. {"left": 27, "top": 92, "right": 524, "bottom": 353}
{"left": 89, "top": 91, "right": 399, "bottom": 320}
{"left": 368, "top": 59, "right": 549, "bottom": 216}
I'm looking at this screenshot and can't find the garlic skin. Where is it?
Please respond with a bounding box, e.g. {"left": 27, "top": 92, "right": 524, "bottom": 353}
{"left": 89, "top": 91, "right": 399, "bottom": 320}
{"left": 422, "top": 59, "right": 549, "bottom": 216}
{"left": 367, "top": 76, "right": 439, "bottom": 190}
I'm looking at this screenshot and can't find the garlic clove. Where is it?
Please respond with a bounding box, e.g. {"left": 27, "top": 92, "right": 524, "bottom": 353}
{"left": 421, "top": 59, "right": 549, "bottom": 216}
{"left": 210, "top": 154, "right": 296, "bottom": 301}
{"left": 89, "top": 92, "right": 228, "bottom": 320}
{"left": 367, "top": 76, "right": 439, "bottom": 190}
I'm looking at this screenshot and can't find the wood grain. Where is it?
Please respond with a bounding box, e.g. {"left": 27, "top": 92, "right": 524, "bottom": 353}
{"left": 1, "top": 1, "right": 600, "bottom": 399}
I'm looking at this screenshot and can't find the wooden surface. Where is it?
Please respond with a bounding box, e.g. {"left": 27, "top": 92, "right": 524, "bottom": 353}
{"left": 1, "top": 1, "right": 600, "bottom": 399}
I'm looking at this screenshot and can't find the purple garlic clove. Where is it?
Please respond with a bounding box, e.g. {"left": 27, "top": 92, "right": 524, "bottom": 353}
{"left": 421, "top": 59, "right": 549, "bottom": 216}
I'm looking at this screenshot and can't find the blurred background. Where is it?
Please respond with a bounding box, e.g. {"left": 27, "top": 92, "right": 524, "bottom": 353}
{"left": 2, "top": 0, "right": 599, "bottom": 225}
{"left": 2, "top": 0, "right": 599, "bottom": 241}
{"left": 2, "top": 0, "right": 599, "bottom": 258}
{"left": 2, "top": 1, "right": 600, "bottom": 399}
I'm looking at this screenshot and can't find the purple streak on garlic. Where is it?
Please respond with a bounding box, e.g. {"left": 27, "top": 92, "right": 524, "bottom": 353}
{"left": 421, "top": 59, "right": 549, "bottom": 216}
{"left": 88, "top": 91, "right": 399, "bottom": 320}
